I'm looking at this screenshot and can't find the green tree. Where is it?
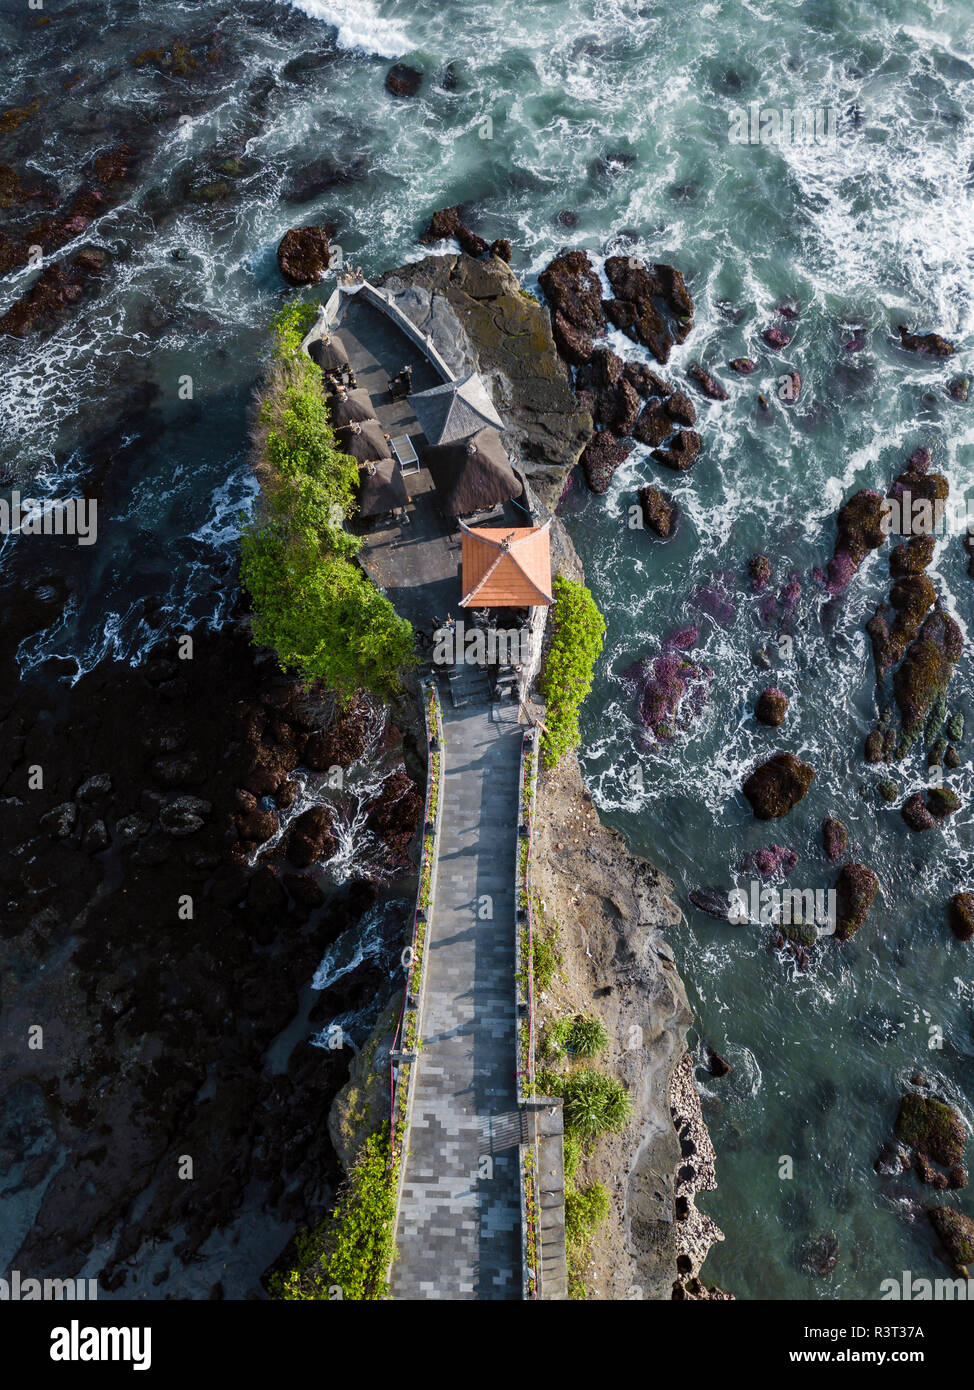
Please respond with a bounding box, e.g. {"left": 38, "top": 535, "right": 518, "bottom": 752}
{"left": 539, "top": 575, "right": 605, "bottom": 769}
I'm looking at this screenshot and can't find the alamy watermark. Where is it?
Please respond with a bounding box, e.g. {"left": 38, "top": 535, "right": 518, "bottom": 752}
{"left": 881, "top": 1270, "right": 974, "bottom": 1300}
{"left": 728, "top": 881, "right": 837, "bottom": 931}
{"left": 729, "top": 103, "right": 838, "bottom": 147}
{"left": 882, "top": 490, "right": 974, "bottom": 539}
{"left": 432, "top": 619, "right": 531, "bottom": 667}
{"left": 0, "top": 492, "right": 97, "bottom": 546}
{"left": 1, "top": 1268, "right": 98, "bottom": 1299}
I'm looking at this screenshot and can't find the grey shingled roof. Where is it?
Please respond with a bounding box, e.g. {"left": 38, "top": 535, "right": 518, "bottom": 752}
{"left": 408, "top": 373, "right": 504, "bottom": 446}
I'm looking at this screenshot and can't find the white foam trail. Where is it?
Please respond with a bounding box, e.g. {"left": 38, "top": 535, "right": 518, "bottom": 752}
{"left": 288, "top": 0, "right": 413, "bottom": 58}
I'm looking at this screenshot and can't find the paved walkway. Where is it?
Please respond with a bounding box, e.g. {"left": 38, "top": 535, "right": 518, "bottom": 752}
{"left": 391, "top": 696, "right": 523, "bottom": 1299}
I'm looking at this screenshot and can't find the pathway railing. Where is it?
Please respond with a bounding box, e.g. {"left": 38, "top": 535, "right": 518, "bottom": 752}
{"left": 387, "top": 679, "right": 444, "bottom": 1259}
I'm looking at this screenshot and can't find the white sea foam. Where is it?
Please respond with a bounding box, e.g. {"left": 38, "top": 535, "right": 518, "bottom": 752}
{"left": 288, "top": 0, "right": 413, "bottom": 58}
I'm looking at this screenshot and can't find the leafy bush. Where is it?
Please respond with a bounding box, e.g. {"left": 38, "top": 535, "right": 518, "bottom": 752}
{"left": 555, "top": 1067, "right": 631, "bottom": 1140}
{"left": 544, "top": 1013, "right": 608, "bottom": 1060}
{"left": 271, "top": 1128, "right": 396, "bottom": 1300}
{"left": 565, "top": 1181, "right": 609, "bottom": 1246}
{"left": 539, "top": 575, "right": 606, "bottom": 769}
{"left": 240, "top": 300, "right": 414, "bottom": 699}
{"left": 562, "top": 1131, "right": 583, "bottom": 1183}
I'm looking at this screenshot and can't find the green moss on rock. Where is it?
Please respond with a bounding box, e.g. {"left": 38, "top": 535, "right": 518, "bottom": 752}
{"left": 895, "top": 1092, "right": 966, "bottom": 1167}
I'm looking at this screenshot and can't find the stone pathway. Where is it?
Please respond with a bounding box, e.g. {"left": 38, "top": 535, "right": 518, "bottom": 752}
{"left": 391, "top": 696, "right": 523, "bottom": 1299}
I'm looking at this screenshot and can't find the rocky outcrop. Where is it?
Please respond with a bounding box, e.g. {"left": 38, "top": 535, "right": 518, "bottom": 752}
{"left": 833, "top": 863, "right": 879, "bottom": 941}
{"left": 897, "top": 326, "right": 955, "bottom": 357}
{"left": 377, "top": 254, "right": 592, "bottom": 507}
{"left": 742, "top": 753, "right": 814, "bottom": 819}
{"left": 603, "top": 255, "right": 694, "bottom": 364}
{"left": 581, "top": 431, "right": 631, "bottom": 493}
{"left": 639, "top": 485, "right": 678, "bottom": 539}
{"left": 948, "top": 892, "right": 974, "bottom": 942}
{"left": 822, "top": 817, "right": 847, "bottom": 861}
{"left": 538, "top": 249, "right": 606, "bottom": 365}
{"left": 419, "top": 205, "right": 488, "bottom": 258}
{"left": 928, "top": 1207, "right": 974, "bottom": 1273}
{"left": 276, "top": 224, "right": 334, "bottom": 285}
{"left": 755, "top": 687, "right": 788, "bottom": 727}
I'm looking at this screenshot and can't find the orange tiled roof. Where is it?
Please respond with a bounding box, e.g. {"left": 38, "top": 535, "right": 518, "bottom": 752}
{"left": 459, "top": 522, "right": 553, "bottom": 607}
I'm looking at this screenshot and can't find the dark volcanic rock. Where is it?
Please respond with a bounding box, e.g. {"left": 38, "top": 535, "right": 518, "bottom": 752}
{"left": 581, "top": 431, "right": 631, "bottom": 493}
{"left": 755, "top": 687, "right": 788, "bottom": 727}
{"left": 833, "top": 863, "right": 879, "bottom": 941}
{"left": 385, "top": 63, "right": 423, "bottom": 97}
{"left": 539, "top": 249, "right": 606, "bottom": 365}
{"left": 276, "top": 225, "right": 333, "bottom": 285}
{"left": 897, "top": 325, "right": 955, "bottom": 357}
{"left": 687, "top": 362, "right": 729, "bottom": 401}
{"left": 893, "top": 610, "right": 963, "bottom": 736}
{"left": 707, "top": 1047, "right": 733, "bottom": 1077}
{"left": 283, "top": 806, "right": 336, "bottom": 869}
{"left": 948, "top": 892, "right": 974, "bottom": 942}
{"left": 901, "top": 792, "right": 936, "bottom": 832}
{"left": 896, "top": 1092, "right": 967, "bottom": 1167}
{"left": 890, "top": 535, "right": 935, "bottom": 576}
{"left": 762, "top": 324, "right": 792, "bottom": 350}
{"left": 729, "top": 357, "right": 757, "bottom": 374}
{"left": 632, "top": 400, "right": 674, "bottom": 447}
{"left": 798, "top": 1233, "right": 839, "bottom": 1276}
{"left": 638, "top": 485, "right": 678, "bottom": 539}
{"left": 689, "top": 887, "right": 731, "bottom": 919}
{"left": 742, "top": 753, "right": 815, "bottom": 820}
{"left": 418, "top": 205, "right": 488, "bottom": 257}
{"left": 651, "top": 430, "right": 702, "bottom": 472}
{"left": 603, "top": 255, "right": 693, "bottom": 363}
{"left": 928, "top": 1207, "right": 974, "bottom": 1272}
{"left": 821, "top": 818, "right": 848, "bottom": 862}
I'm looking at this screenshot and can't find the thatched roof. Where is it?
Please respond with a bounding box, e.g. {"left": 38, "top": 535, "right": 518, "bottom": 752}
{"left": 307, "top": 334, "right": 349, "bottom": 371}
{"left": 336, "top": 419, "right": 392, "bottom": 463}
{"left": 328, "top": 387, "right": 376, "bottom": 427}
{"left": 408, "top": 373, "right": 504, "bottom": 446}
{"left": 460, "top": 521, "right": 553, "bottom": 607}
{"left": 357, "top": 459, "right": 408, "bottom": 516}
{"left": 424, "top": 427, "right": 522, "bottom": 517}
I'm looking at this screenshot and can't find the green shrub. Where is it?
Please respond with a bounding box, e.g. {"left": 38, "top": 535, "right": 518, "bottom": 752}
{"left": 544, "top": 1013, "right": 608, "bottom": 1060}
{"left": 539, "top": 575, "right": 606, "bottom": 769}
{"left": 565, "top": 1181, "right": 610, "bottom": 1246}
{"left": 241, "top": 301, "right": 415, "bottom": 699}
{"left": 557, "top": 1067, "right": 631, "bottom": 1140}
{"left": 270, "top": 1128, "right": 396, "bottom": 1300}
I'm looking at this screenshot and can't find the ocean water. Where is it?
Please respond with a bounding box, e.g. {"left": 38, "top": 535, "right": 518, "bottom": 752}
{"left": 1, "top": 0, "right": 973, "bottom": 1298}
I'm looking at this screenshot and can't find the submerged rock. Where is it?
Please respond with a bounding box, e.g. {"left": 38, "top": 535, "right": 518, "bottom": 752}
{"left": 742, "top": 753, "right": 814, "bottom": 820}
{"left": 896, "top": 1092, "right": 967, "bottom": 1168}
{"left": 928, "top": 1207, "right": 974, "bottom": 1273}
{"left": 947, "top": 892, "right": 974, "bottom": 942}
{"left": 897, "top": 325, "right": 955, "bottom": 357}
{"left": 385, "top": 63, "right": 423, "bottom": 97}
{"left": 689, "top": 887, "right": 732, "bottom": 919}
{"left": 687, "top": 362, "right": 729, "bottom": 400}
{"left": 822, "top": 817, "right": 847, "bottom": 862}
{"left": 755, "top": 687, "right": 789, "bottom": 727}
{"left": 729, "top": 357, "right": 757, "bottom": 374}
{"left": 762, "top": 324, "right": 791, "bottom": 350}
{"left": 798, "top": 1233, "right": 839, "bottom": 1276}
{"left": 739, "top": 845, "right": 797, "bottom": 878}
{"left": 833, "top": 862, "right": 878, "bottom": 941}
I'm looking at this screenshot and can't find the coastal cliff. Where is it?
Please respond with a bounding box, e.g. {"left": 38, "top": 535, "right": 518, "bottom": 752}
{"left": 329, "top": 251, "right": 723, "bottom": 1298}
